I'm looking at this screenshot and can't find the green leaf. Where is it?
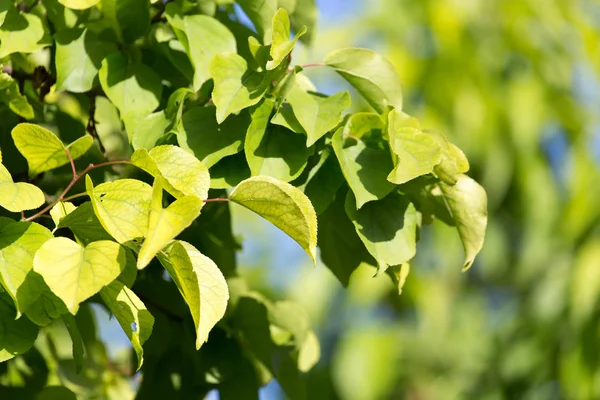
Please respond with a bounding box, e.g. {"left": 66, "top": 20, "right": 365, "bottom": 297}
{"left": 22, "top": 282, "right": 68, "bottom": 327}
{"left": 318, "top": 189, "right": 375, "bottom": 286}
{"left": 267, "top": 8, "right": 306, "bottom": 70}
{"left": 439, "top": 175, "right": 487, "bottom": 271}
{"left": 331, "top": 128, "right": 396, "bottom": 209}
{"left": 343, "top": 112, "right": 385, "bottom": 139}
{"left": 55, "top": 28, "right": 117, "bottom": 93}
{"left": 0, "top": 72, "right": 34, "bottom": 119}
{"left": 236, "top": 0, "right": 278, "bottom": 43}
{"left": 33, "top": 237, "right": 127, "bottom": 314}
{"left": 209, "top": 152, "right": 251, "bottom": 189}
{"left": 302, "top": 147, "right": 345, "bottom": 215}
{"left": 59, "top": 0, "right": 100, "bottom": 9}
{"left": 161, "top": 241, "right": 228, "bottom": 348}
{"left": 36, "top": 386, "right": 77, "bottom": 400}
{"left": 245, "top": 99, "right": 312, "bottom": 182}
{"left": 137, "top": 178, "right": 203, "bottom": 269}
{"left": 50, "top": 201, "right": 77, "bottom": 231}
{"left": 289, "top": 0, "right": 317, "bottom": 45}
{"left": 0, "top": 163, "right": 45, "bottom": 212}
{"left": 178, "top": 106, "right": 250, "bottom": 168}
{"left": 0, "top": 221, "right": 53, "bottom": 316}
{"left": 166, "top": 7, "right": 237, "bottom": 91}
{"left": 427, "top": 130, "right": 470, "bottom": 185}
{"left": 386, "top": 110, "right": 442, "bottom": 184}
{"left": 130, "top": 145, "right": 210, "bottom": 200}
{"left": 100, "top": 280, "right": 154, "bottom": 370}
{"left": 279, "top": 84, "right": 350, "bottom": 146}
{"left": 86, "top": 176, "right": 153, "bottom": 244}
{"left": 387, "top": 263, "right": 410, "bottom": 295}
{"left": 209, "top": 52, "right": 269, "bottom": 123}
{"left": 131, "top": 111, "right": 170, "bottom": 151}
{"left": 61, "top": 314, "right": 84, "bottom": 373}
{"left": 324, "top": 48, "right": 403, "bottom": 114}
{"left": 345, "top": 191, "right": 417, "bottom": 274}
{"left": 230, "top": 175, "right": 317, "bottom": 264}
{"left": 98, "top": 52, "right": 162, "bottom": 123}
{"left": 100, "top": 0, "right": 150, "bottom": 43}
{"left": 0, "top": 8, "right": 51, "bottom": 58}
{"left": 57, "top": 202, "right": 114, "bottom": 244}
{"left": 0, "top": 292, "right": 38, "bottom": 362}
{"left": 12, "top": 123, "right": 93, "bottom": 177}
{"left": 298, "top": 330, "right": 320, "bottom": 372}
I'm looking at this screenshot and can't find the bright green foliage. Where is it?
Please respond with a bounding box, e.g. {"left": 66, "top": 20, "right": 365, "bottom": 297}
{"left": 12, "top": 123, "right": 93, "bottom": 177}
{"left": 230, "top": 176, "right": 318, "bottom": 264}
{"left": 0, "top": 1, "right": 487, "bottom": 397}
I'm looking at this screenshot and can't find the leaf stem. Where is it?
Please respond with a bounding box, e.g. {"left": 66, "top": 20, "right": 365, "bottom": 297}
{"left": 301, "top": 62, "right": 325, "bottom": 69}
{"left": 23, "top": 160, "right": 131, "bottom": 222}
{"left": 61, "top": 192, "right": 89, "bottom": 202}
{"left": 65, "top": 147, "right": 77, "bottom": 179}
{"left": 203, "top": 198, "right": 229, "bottom": 203}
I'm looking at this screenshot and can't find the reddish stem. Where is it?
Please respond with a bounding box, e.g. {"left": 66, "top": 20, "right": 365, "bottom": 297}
{"left": 23, "top": 160, "right": 130, "bottom": 222}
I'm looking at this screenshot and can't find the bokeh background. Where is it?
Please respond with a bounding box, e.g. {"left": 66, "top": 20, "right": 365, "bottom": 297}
{"left": 98, "top": 0, "right": 600, "bottom": 398}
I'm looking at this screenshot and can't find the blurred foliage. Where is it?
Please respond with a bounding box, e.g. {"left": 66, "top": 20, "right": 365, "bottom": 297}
{"left": 279, "top": 0, "right": 600, "bottom": 399}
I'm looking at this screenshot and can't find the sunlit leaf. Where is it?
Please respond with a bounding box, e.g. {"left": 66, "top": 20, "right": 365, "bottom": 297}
{"left": 0, "top": 72, "right": 34, "bottom": 119}
{"left": 325, "top": 48, "right": 403, "bottom": 114}
{"left": 0, "top": 9, "right": 51, "bottom": 58}
{"left": 0, "top": 163, "right": 45, "bottom": 212}
{"left": 237, "top": 0, "right": 278, "bottom": 43}
{"left": 230, "top": 175, "right": 317, "bottom": 264}
{"left": 59, "top": 0, "right": 100, "bottom": 9}
{"left": 267, "top": 8, "right": 306, "bottom": 70}
{"left": 136, "top": 178, "right": 203, "bottom": 269}
{"left": 33, "top": 237, "right": 127, "bottom": 314}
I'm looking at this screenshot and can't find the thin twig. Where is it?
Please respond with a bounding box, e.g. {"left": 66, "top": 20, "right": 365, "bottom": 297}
{"left": 301, "top": 62, "right": 325, "bottom": 69}
{"left": 64, "top": 147, "right": 77, "bottom": 179}
{"left": 86, "top": 91, "right": 105, "bottom": 154}
{"left": 61, "top": 192, "right": 89, "bottom": 202}
{"left": 23, "top": 160, "right": 131, "bottom": 222}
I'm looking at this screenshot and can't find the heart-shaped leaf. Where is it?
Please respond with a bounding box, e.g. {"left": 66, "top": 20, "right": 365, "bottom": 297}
{"left": 230, "top": 175, "right": 317, "bottom": 264}
{"left": 0, "top": 163, "right": 45, "bottom": 212}
{"left": 137, "top": 178, "right": 203, "bottom": 269}
{"left": 33, "top": 237, "right": 127, "bottom": 314}
{"left": 12, "top": 123, "right": 93, "bottom": 177}
{"left": 160, "top": 241, "right": 228, "bottom": 348}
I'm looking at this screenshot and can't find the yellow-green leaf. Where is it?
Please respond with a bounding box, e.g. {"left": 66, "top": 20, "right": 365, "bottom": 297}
{"left": 439, "top": 175, "right": 488, "bottom": 271}
{"left": 161, "top": 241, "right": 228, "bottom": 349}
{"left": 12, "top": 123, "right": 93, "bottom": 177}
{"left": 137, "top": 178, "right": 203, "bottom": 269}
{"left": 0, "top": 9, "right": 51, "bottom": 58}
{"left": 100, "top": 280, "right": 154, "bottom": 370}
{"left": 50, "top": 201, "right": 77, "bottom": 231}
{"left": 267, "top": 8, "right": 306, "bottom": 70}
{"left": 230, "top": 175, "right": 317, "bottom": 264}
{"left": 131, "top": 145, "right": 210, "bottom": 200}
{"left": 86, "top": 176, "right": 152, "bottom": 244}
{"left": 386, "top": 110, "right": 442, "bottom": 185}
{"left": 59, "top": 0, "right": 100, "bottom": 9}
{"left": 33, "top": 238, "right": 127, "bottom": 314}
{"left": 0, "top": 163, "right": 45, "bottom": 212}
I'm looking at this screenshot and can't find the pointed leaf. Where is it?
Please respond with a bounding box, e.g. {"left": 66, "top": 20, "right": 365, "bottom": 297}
{"left": 289, "top": 0, "right": 317, "bottom": 45}
{"left": 209, "top": 52, "right": 268, "bottom": 123}
{"left": 230, "top": 175, "right": 317, "bottom": 263}
{"left": 245, "top": 99, "right": 312, "bottom": 182}
{"left": 55, "top": 28, "right": 117, "bottom": 93}
{"left": 345, "top": 191, "right": 417, "bottom": 274}
{"left": 57, "top": 202, "right": 114, "bottom": 245}
{"left": 331, "top": 128, "right": 395, "bottom": 209}
{"left": 0, "top": 293, "right": 38, "bottom": 362}
{"left": 86, "top": 176, "right": 152, "bottom": 244}
{"left": 387, "top": 263, "right": 410, "bottom": 295}
{"left": 166, "top": 8, "right": 237, "bottom": 91}
{"left": 281, "top": 84, "right": 350, "bottom": 146}
{"left": 236, "top": 0, "right": 278, "bottom": 43}
{"left": 267, "top": 8, "right": 306, "bottom": 70}
{"left": 131, "top": 145, "right": 210, "bottom": 200}
{"left": 33, "top": 238, "right": 127, "bottom": 314}
{"left": 137, "top": 178, "right": 203, "bottom": 269}
{"left": 439, "top": 175, "right": 487, "bottom": 270}
{"left": 387, "top": 110, "right": 442, "bottom": 184}
{"left": 100, "top": 280, "right": 154, "bottom": 370}
{"left": 12, "top": 123, "right": 93, "bottom": 177}
{"left": 178, "top": 106, "right": 249, "bottom": 168}
{"left": 161, "top": 241, "right": 228, "bottom": 348}
{"left": 0, "top": 164, "right": 45, "bottom": 212}
{"left": 325, "top": 48, "right": 403, "bottom": 114}
{"left": 0, "top": 221, "right": 53, "bottom": 317}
